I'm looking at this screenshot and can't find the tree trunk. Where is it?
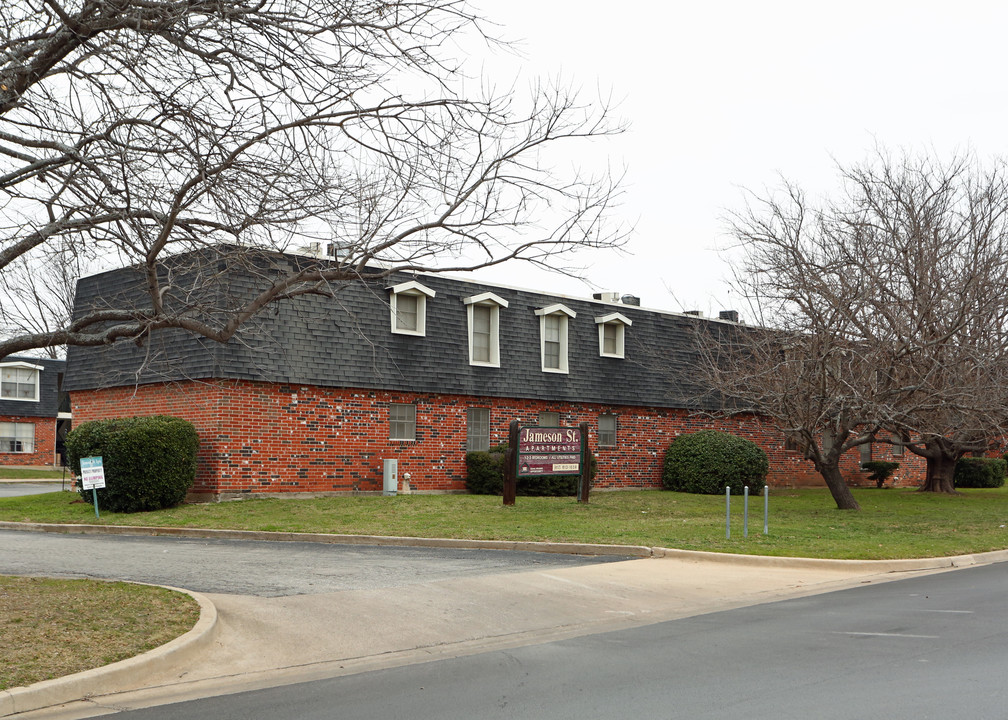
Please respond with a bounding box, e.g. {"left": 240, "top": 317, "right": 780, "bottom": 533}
{"left": 920, "top": 452, "right": 958, "bottom": 493}
{"left": 818, "top": 462, "right": 861, "bottom": 510}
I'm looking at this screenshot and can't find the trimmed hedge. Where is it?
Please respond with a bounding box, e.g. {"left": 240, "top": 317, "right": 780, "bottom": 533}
{"left": 954, "top": 457, "right": 1006, "bottom": 489}
{"left": 65, "top": 416, "right": 199, "bottom": 512}
{"left": 465, "top": 445, "right": 508, "bottom": 495}
{"left": 465, "top": 443, "right": 595, "bottom": 496}
{"left": 662, "top": 430, "right": 768, "bottom": 495}
{"left": 862, "top": 460, "right": 899, "bottom": 488}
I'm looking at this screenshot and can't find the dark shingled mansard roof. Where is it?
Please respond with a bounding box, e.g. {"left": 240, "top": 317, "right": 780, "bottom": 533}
{"left": 64, "top": 249, "right": 731, "bottom": 412}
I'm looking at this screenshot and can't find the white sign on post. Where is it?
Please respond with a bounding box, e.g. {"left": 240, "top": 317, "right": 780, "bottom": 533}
{"left": 80, "top": 456, "right": 106, "bottom": 490}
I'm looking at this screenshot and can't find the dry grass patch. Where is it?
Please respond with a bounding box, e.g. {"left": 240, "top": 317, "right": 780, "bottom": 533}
{"left": 0, "top": 576, "right": 199, "bottom": 691}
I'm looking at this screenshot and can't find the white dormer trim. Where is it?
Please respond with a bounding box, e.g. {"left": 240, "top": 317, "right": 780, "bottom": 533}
{"left": 463, "top": 292, "right": 509, "bottom": 309}
{"left": 0, "top": 361, "right": 44, "bottom": 372}
{"left": 534, "top": 303, "right": 576, "bottom": 319}
{"left": 387, "top": 281, "right": 436, "bottom": 336}
{"left": 594, "top": 312, "right": 632, "bottom": 327}
{"left": 387, "top": 280, "right": 436, "bottom": 298}
{"left": 595, "top": 313, "right": 632, "bottom": 359}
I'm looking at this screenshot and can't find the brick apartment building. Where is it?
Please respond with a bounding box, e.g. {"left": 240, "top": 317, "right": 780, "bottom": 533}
{"left": 63, "top": 250, "right": 920, "bottom": 499}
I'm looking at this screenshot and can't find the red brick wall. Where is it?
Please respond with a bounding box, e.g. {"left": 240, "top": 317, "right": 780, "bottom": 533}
{"left": 70, "top": 380, "right": 927, "bottom": 496}
{"left": 0, "top": 415, "right": 57, "bottom": 466}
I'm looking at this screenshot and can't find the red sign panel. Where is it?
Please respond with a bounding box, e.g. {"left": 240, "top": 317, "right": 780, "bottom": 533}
{"left": 517, "top": 426, "right": 582, "bottom": 476}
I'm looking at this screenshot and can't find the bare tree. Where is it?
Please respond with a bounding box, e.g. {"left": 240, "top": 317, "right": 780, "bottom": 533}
{"left": 0, "top": 241, "right": 88, "bottom": 358}
{"left": 0, "top": 0, "right": 625, "bottom": 360}
{"left": 699, "top": 187, "right": 882, "bottom": 509}
{"left": 713, "top": 150, "right": 1008, "bottom": 504}
{"left": 834, "top": 153, "right": 1008, "bottom": 492}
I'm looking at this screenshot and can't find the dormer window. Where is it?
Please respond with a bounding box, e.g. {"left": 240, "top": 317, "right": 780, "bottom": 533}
{"left": 535, "top": 304, "right": 576, "bottom": 374}
{"left": 0, "top": 362, "right": 42, "bottom": 402}
{"left": 463, "top": 292, "right": 509, "bottom": 367}
{"left": 594, "top": 312, "right": 632, "bottom": 359}
{"left": 388, "top": 280, "right": 435, "bottom": 336}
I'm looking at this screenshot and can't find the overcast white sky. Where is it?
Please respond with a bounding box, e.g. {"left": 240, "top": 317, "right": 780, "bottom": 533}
{"left": 461, "top": 1, "right": 1008, "bottom": 317}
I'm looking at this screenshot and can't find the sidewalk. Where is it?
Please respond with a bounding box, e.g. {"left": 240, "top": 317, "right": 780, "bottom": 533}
{"left": 4, "top": 526, "right": 1003, "bottom": 719}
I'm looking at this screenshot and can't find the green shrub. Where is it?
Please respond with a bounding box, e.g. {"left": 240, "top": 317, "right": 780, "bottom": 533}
{"left": 65, "top": 416, "right": 200, "bottom": 512}
{"left": 662, "top": 430, "right": 768, "bottom": 495}
{"left": 465, "top": 444, "right": 508, "bottom": 495}
{"left": 862, "top": 460, "right": 900, "bottom": 488}
{"left": 465, "top": 443, "right": 595, "bottom": 497}
{"left": 954, "top": 457, "right": 1007, "bottom": 489}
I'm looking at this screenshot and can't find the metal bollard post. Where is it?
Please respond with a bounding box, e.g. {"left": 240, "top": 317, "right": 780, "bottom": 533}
{"left": 725, "top": 486, "right": 730, "bottom": 539}
{"left": 764, "top": 485, "right": 769, "bottom": 535}
{"left": 744, "top": 486, "right": 749, "bottom": 538}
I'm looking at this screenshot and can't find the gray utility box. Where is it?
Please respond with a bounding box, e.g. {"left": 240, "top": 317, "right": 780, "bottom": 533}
{"left": 383, "top": 459, "right": 398, "bottom": 496}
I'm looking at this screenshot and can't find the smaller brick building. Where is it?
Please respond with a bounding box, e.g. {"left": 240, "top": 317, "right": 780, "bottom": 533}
{"left": 64, "top": 250, "right": 924, "bottom": 497}
{"left": 0, "top": 356, "right": 69, "bottom": 467}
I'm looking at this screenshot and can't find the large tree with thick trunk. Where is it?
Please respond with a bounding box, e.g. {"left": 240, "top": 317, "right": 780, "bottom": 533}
{"left": 834, "top": 154, "right": 1008, "bottom": 492}
{"left": 0, "top": 0, "right": 625, "bottom": 360}
{"left": 710, "top": 150, "right": 1008, "bottom": 505}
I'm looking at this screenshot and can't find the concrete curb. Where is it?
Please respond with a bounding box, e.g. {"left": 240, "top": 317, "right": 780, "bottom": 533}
{"left": 651, "top": 546, "right": 1008, "bottom": 572}
{"left": 5, "top": 521, "right": 1008, "bottom": 571}
{"left": 0, "top": 521, "right": 653, "bottom": 558}
{"left": 0, "top": 585, "right": 218, "bottom": 718}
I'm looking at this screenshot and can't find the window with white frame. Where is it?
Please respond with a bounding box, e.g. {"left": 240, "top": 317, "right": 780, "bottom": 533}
{"left": 598, "top": 414, "right": 617, "bottom": 447}
{"left": 388, "top": 280, "right": 436, "bottom": 336}
{"left": 891, "top": 432, "right": 906, "bottom": 457}
{"left": 535, "top": 304, "right": 575, "bottom": 373}
{"left": 389, "top": 403, "right": 416, "bottom": 441}
{"left": 0, "top": 362, "right": 41, "bottom": 402}
{"left": 463, "top": 292, "right": 508, "bottom": 367}
{"left": 466, "top": 407, "right": 490, "bottom": 452}
{"left": 594, "top": 312, "right": 632, "bottom": 359}
{"left": 0, "top": 422, "right": 34, "bottom": 453}
{"left": 860, "top": 442, "right": 873, "bottom": 464}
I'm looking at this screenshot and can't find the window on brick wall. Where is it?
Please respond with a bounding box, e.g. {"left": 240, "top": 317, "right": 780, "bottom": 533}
{"left": 538, "top": 411, "right": 559, "bottom": 426}
{"left": 891, "top": 432, "right": 907, "bottom": 457}
{"left": 784, "top": 434, "right": 803, "bottom": 453}
{"left": 466, "top": 407, "right": 490, "bottom": 452}
{"left": 0, "top": 362, "right": 41, "bottom": 401}
{"left": 389, "top": 403, "right": 416, "bottom": 441}
{"left": 860, "top": 442, "right": 872, "bottom": 464}
{"left": 0, "top": 422, "right": 34, "bottom": 453}
{"left": 598, "top": 414, "right": 617, "bottom": 447}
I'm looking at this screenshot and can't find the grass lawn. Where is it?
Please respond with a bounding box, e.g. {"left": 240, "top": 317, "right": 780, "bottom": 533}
{"left": 0, "top": 576, "right": 199, "bottom": 691}
{"left": 3, "top": 486, "right": 1008, "bottom": 559}
{"left": 0, "top": 467, "right": 69, "bottom": 480}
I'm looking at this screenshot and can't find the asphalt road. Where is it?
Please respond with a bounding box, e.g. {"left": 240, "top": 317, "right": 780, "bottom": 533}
{"left": 0, "top": 529, "right": 627, "bottom": 596}
{"left": 113, "top": 561, "right": 1008, "bottom": 720}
